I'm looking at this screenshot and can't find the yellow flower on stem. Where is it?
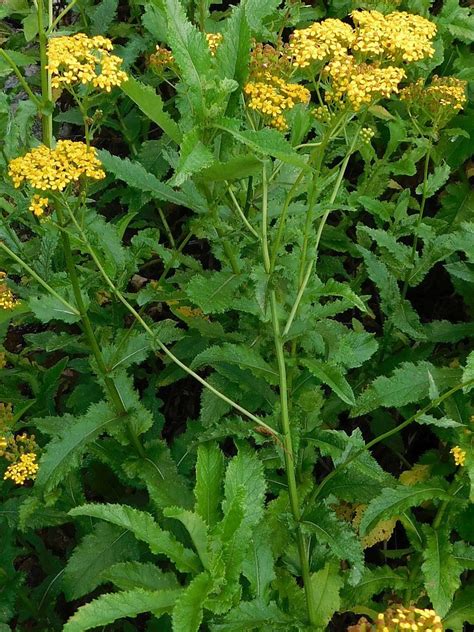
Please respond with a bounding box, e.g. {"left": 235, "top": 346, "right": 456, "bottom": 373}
{"left": 206, "top": 32, "right": 223, "bottom": 55}
{"left": 47, "top": 33, "right": 127, "bottom": 93}
{"left": 450, "top": 445, "right": 466, "bottom": 466}
{"left": 4, "top": 452, "right": 39, "bottom": 485}
{"left": 1, "top": 430, "right": 39, "bottom": 486}
{"left": 0, "top": 272, "right": 19, "bottom": 310}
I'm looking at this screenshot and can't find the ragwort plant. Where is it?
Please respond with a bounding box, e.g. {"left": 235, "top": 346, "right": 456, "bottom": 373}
{"left": 0, "top": 0, "right": 473, "bottom": 630}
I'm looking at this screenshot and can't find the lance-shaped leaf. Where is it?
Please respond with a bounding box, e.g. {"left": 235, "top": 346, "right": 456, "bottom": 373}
{"left": 103, "top": 561, "right": 179, "bottom": 591}
{"left": 194, "top": 443, "right": 224, "bottom": 527}
{"left": 310, "top": 561, "right": 343, "bottom": 629}
{"left": 164, "top": 507, "right": 210, "bottom": 569}
{"left": 301, "top": 359, "right": 356, "bottom": 406}
{"left": 422, "top": 526, "right": 462, "bottom": 616}
{"left": 192, "top": 343, "right": 279, "bottom": 385}
{"left": 171, "top": 572, "right": 213, "bottom": 632}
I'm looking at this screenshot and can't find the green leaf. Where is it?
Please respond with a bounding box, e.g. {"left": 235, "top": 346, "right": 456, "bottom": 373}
{"left": 310, "top": 561, "right": 343, "bottom": 629}
{"left": 416, "top": 414, "right": 462, "bottom": 428}
{"left": 199, "top": 154, "right": 261, "bottom": 181}
{"left": 341, "top": 565, "right": 407, "bottom": 608}
{"left": 29, "top": 293, "right": 81, "bottom": 324}
{"left": 35, "top": 401, "right": 118, "bottom": 493}
{"left": 99, "top": 150, "right": 205, "bottom": 212}
{"left": 359, "top": 482, "right": 453, "bottom": 535}
{"left": 443, "top": 583, "right": 474, "bottom": 632}
{"left": 192, "top": 343, "right": 278, "bottom": 384}
{"left": 463, "top": 351, "right": 474, "bottom": 393}
{"left": 185, "top": 271, "right": 244, "bottom": 313}
{"left": 245, "top": 0, "right": 282, "bottom": 35}
{"left": 302, "top": 504, "right": 364, "bottom": 583}
{"left": 172, "top": 129, "right": 214, "bottom": 186}
{"left": 164, "top": 0, "right": 212, "bottom": 120}
{"left": 90, "top": 0, "right": 118, "bottom": 35}
{"left": 63, "top": 523, "right": 139, "bottom": 600}
{"left": 171, "top": 572, "right": 212, "bottom": 632}
{"left": 453, "top": 542, "right": 474, "bottom": 569}
{"left": 63, "top": 588, "right": 181, "bottom": 632}
{"left": 121, "top": 76, "right": 182, "bottom": 143}
{"left": 213, "top": 599, "right": 291, "bottom": 630}
{"left": 437, "top": 0, "right": 474, "bottom": 43}
{"left": 422, "top": 526, "right": 462, "bottom": 616}
{"left": 215, "top": 120, "right": 309, "bottom": 169}
{"left": 164, "top": 507, "right": 210, "bottom": 569}
{"left": 317, "top": 279, "right": 368, "bottom": 314}
{"left": 223, "top": 447, "right": 266, "bottom": 530}
{"left": 69, "top": 504, "right": 200, "bottom": 573}
{"left": 102, "top": 561, "right": 179, "bottom": 591}
{"left": 301, "top": 359, "right": 355, "bottom": 406}
{"left": 352, "top": 362, "right": 461, "bottom": 416}
{"left": 194, "top": 443, "right": 224, "bottom": 528}
{"left": 242, "top": 531, "right": 275, "bottom": 599}
{"left": 416, "top": 162, "right": 451, "bottom": 198}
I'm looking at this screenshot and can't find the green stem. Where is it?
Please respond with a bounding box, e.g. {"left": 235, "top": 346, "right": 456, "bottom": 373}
{"left": 0, "top": 240, "right": 79, "bottom": 316}
{"left": 227, "top": 183, "right": 260, "bottom": 240}
{"left": 55, "top": 206, "right": 146, "bottom": 458}
{"left": 37, "top": 0, "right": 53, "bottom": 148}
{"left": 47, "top": 0, "right": 78, "bottom": 33}
{"left": 0, "top": 50, "right": 41, "bottom": 108}
{"left": 262, "top": 165, "right": 317, "bottom": 626}
{"left": 304, "top": 378, "right": 474, "bottom": 512}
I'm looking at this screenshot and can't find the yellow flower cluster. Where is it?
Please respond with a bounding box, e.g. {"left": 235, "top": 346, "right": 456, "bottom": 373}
{"left": 244, "top": 73, "right": 310, "bottom": 129}
{"left": 352, "top": 11, "right": 437, "bottom": 63}
{"left": 4, "top": 452, "right": 38, "bottom": 485}
{"left": 401, "top": 76, "right": 467, "bottom": 116}
{"left": 325, "top": 54, "right": 405, "bottom": 110}
{"left": 149, "top": 45, "right": 175, "bottom": 72}
{"left": 0, "top": 352, "right": 6, "bottom": 370}
{"left": 450, "top": 445, "right": 466, "bottom": 466}
{"left": 47, "top": 33, "right": 127, "bottom": 92}
{"left": 29, "top": 194, "right": 49, "bottom": 217}
{"left": 8, "top": 141, "right": 105, "bottom": 193}
{"left": 0, "top": 272, "right": 18, "bottom": 310}
{"left": 0, "top": 402, "right": 13, "bottom": 430}
{"left": 249, "top": 42, "right": 292, "bottom": 81}
{"left": 1, "top": 432, "right": 39, "bottom": 485}
{"left": 360, "top": 127, "right": 375, "bottom": 143}
{"left": 376, "top": 606, "right": 443, "bottom": 632}
{"left": 289, "top": 18, "right": 354, "bottom": 67}
{"left": 206, "top": 32, "right": 223, "bottom": 55}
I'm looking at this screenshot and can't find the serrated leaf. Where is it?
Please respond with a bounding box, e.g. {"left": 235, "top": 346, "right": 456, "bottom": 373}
{"left": 242, "top": 531, "right": 275, "bottom": 599}
{"left": 310, "top": 561, "right": 343, "bottom": 629}
{"left": 216, "top": 120, "right": 308, "bottom": 169}
{"left": 213, "top": 598, "right": 291, "bottom": 630}
{"left": 443, "top": 583, "right": 474, "bottom": 632}
{"left": 29, "top": 294, "right": 80, "bottom": 324}
{"left": 341, "top": 565, "right": 407, "bottom": 608}
{"left": 121, "top": 76, "right": 181, "bottom": 143}
{"left": 195, "top": 443, "right": 224, "bottom": 527}
{"left": 172, "top": 572, "right": 212, "bottom": 632}
{"left": 422, "top": 526, "right": 462, "bottom": 616}
{"left": 103, "top": 561, "right": 179, "bottom": 591}
{"left": 63, "top": 588, "right": 181, "bottom": 632}
{"left": 416, "top": 162, "right": 451, "bottom": 198}
{"left": 463, "top": 351, "right": 474, "bottom": 393}
{"left": 69, "top": 504, "right": 200, "bottom": 573}
{"left": 185, "top": 271, "right": 244, "bottom": 313}
{"left": 90, "top": 0, "right": 118, "bottom": 35}
{"left": 301, "top": 359, "right": 355, "bottom": 406}
{"left": 35, "top": 401, "right": 118, "bottom": 493}
{"left": 192, "top": 343, "right": 278, "bottom": 384}
{"left": 318, "top": 279, "right": 368, "bottom": 313}
{"left": 416, "top": 414, "right": 462, "bottom": 428}
{"left": 164, "top": 507, "right": 210, "bottom": 569}
{"left": 302, "top": 504, "right": 364, "bottom": 584}
{"left": 453, "top": 542, "right": 474, "bottom": 569}
{"left": 352, "top": 362, "right": 461, "bottom": 416}
{"left": 359, "top": 482, "right": 453, "bottom": 535}
{"left": 172, "top": 129, "right": 214, "bottom": 186}
{"left": 99, "top": 150, "right": 204, "bottom": 212}
{"left": 223, "top": 447, "right": 266, "bottom": 530}
{"left": 63, "top": 523, "right": 139, "bottom": 600}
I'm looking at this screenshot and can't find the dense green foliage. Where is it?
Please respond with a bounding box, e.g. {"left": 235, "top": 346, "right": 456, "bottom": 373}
{"left": 0, "top": 0, "right": 473, "bottom": 630}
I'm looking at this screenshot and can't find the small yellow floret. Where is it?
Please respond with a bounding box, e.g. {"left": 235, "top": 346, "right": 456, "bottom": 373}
{"left": 206, "top": 32, "right": 223, "bottom": 55}
{"left": 289, "top": 18, "right": 354, "bottom": 68}
{"left": 0, "top": 272, "right": 18, "bottom": 310}
{"left": 4, "top": 452, "right": 38, "bottom": 485}
{"left": 450, "top": 445, "right": 466, "bottom": 466}
{"left": 29, "top": 194, "right": 49, "bottom": 217}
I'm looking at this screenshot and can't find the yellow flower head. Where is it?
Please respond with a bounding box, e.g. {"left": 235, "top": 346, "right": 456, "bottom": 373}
{"left": 206, "top": 32, "right": 223, "bottom": 55}
{"left": 4, "top": 452, "right": 38, "bottom": 485}
{"left": 352, "top": 10, "right": 437, "bottom": 63}
{"left": 0, "top": 402, "right": 14, "bottom": 432}
{"left": 324, "top": 54, "right": 405, "bottom": 110}
{"left": 29, "top": 194, "right": 49, "bottom": 217}
{"left": 8, "top": 141, "right": 105, "bottom": 193}
{"left": 149, "top": 45, "right": 175, "bottom": 72}
{"left": 0, "top": 272, "right": 18, "bottom": 311}
{"left": 244, "top": 72, "right": 310, "bottom": 130}
{"left": 376, "top": 605, "right": 443, "bottom": 631}
{"left": 47, "top": 33, "right": 127, "bottom": 92}
{"left": 249, "top": 42, "right": 292, "bottom": 81}
{"left": 401, "top": 76, "right": 467, "bottom": 122}
{"left": 288, "top": 18, "right": 354, "bottom": 68}
{"left": 450, "top": 445, "right": 466, "bottom": 467}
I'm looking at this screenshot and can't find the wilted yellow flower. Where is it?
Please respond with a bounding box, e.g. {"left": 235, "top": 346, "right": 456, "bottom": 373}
{"left": 0, "top": 402, "right": 14, "bottom": 431}
{"left": 352, "top": 10, "right": 437, "bottom": 62}
{"left": 47, "top": 33, "right": 127, "bottom": 92}
{"left": 149, "top": 45, "right": 175, "bottom": 72}
{"left": 249, "top": 42, "right": 292, "bottom": 81}
{"left": 206, "top": 32, "right": 223, "bottom": 55}
{"left": 244, "top": 73, "right": 310, "bottom": 129}
{"left": 0, "top": 272, "right": 18, "bottom": 310}
{"left": 401, "top": 76, "right": 467, "bottom": 119}
{"left": 450, "top": 445, "right": 466, "bottom": 466}
{"left": 325, "top": 54, "right": 405, "bottom": 110}
{"left": 4, "top": 452, "right": 38, "bottom": 485}
{"left": 0, "top": 352, "right": 6, "bottom": 370}
{"left": 8, "top": 141, "right": 105, "bottom": 193}
{"left": 29, "top": 194, "right": 49, "bottom": 217}
{"left": 289, "top": 18, "right": 354, "bottom": 68}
